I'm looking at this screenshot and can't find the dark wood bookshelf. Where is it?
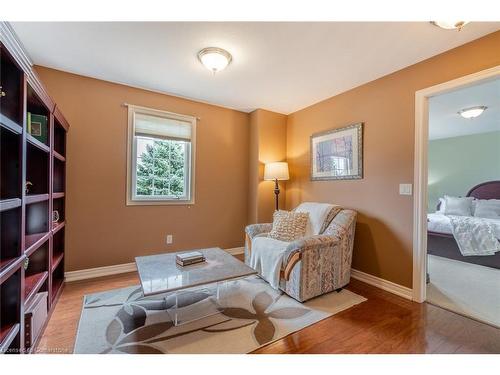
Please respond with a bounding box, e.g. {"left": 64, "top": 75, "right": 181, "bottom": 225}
{"left": 24, "top": 232, "right": 50, "bottom": 256}
{"left": 51, "top": 253, "right": 64, "bottom": 273}
{"left": 26, "top": 134, "right": 50, "bottom": 153}
{"left": 24, "top": 271, "right": 48, "bottom": 304}
{"left": 26, "top": 143, "right": 49, "bottom": 195}
{"left": 0, "top": 257, "right": 23, "bottom": 280}
{"left": 52, "top": 229, "right": 64, "bottom": 274}
{"left": 1, "top": 30, "right": 69, "bottom": 354}
{"left": 0, "top": 323, "right": 20, "bottom": 354}
{"left": 53, "top": 150, "right": 65, "bottom": 162}
{"left": 0, "top": 198, "right": 21, "bottom": 212}
{"left": 0, "top": 114, "right": 23, "bottom": 134}
{"left": 53, "top": 158, "right": 65, "bottom": 193}
{"left": 0, "top": 268, "right": 21, "bottom": 353}
{"left": 52, "top": 221, "right": 65, "bottom": 235}
{"left": 51, "top": 277, "right": 63, "bottom": 303}
{"left": 0, "top": 258, "right": 17, "bottom": 273}
{"left": 0, "top": 206, "right": 22, "bottom": 278}
{"left": 52, "top": 192, "right": 65, "bottom": 199}
{"left": 51, "top": 262, "right": 64, "bottom": 304}
{"left": 25, "top": 194, "right": 49, "bottom": 205}
{"left": 1, "top": 126, "right": 22, "bottom": 201}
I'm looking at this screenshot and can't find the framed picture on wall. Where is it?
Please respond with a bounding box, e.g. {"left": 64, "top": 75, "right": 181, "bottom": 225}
{"left": 310, "top": 122, "right": 363, "bottom": 180}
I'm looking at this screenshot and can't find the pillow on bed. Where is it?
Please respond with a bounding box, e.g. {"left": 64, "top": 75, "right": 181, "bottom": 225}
{"left": 443, "top": 196, "right": 474, "bottom": 216}
{"left": 474, "top": 199, "right": 500, "bottom": 219}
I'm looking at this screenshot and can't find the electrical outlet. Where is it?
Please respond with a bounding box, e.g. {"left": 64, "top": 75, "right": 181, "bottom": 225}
{"left": 166, "top": 235, "right": 173, "bottom": 244}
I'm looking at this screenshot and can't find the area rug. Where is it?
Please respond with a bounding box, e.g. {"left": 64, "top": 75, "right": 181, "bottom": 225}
{"left": 74, "top": 276, "right": 366, "bottom": 353}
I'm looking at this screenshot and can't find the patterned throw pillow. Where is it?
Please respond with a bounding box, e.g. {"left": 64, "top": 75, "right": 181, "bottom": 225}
{"left": 268, "top": 210, "right": 309, "bottom": 242}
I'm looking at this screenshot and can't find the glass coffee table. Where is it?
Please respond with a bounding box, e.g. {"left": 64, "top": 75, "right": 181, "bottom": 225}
{"left": 135, "top": 247, "right": 257, "bottom": 326}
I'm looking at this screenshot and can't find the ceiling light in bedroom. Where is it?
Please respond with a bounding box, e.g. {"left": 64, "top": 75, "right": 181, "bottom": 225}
{"left": 431, "top": 21, "right": 469, "bottom": 30}
{"left": 198, "top": 47, "right": 232, "bottom": 74}
{"left": 458, "top": 106, "right": 487, "bottom": 119}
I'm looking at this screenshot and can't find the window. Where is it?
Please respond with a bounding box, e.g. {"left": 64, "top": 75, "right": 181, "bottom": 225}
{"left": 126, "top": 105, "right": 196, "bottom": 205}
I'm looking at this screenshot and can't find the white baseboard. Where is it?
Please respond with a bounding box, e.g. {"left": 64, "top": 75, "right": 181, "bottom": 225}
{"left": 65, "top": 247, "right": 246, "bottom": 282}
{"left": 65, "top": 262, "right": 137, "bottom": 282}
{"left": 351, "top": 269, "right": 413, "bottom": 300}
{"left": 65, "top": 249, "right": 413, "bottom": 302}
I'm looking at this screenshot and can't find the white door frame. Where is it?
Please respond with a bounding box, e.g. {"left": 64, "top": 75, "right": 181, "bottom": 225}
{"left": 412, "top": 65, "right": 500, "bottom": 303}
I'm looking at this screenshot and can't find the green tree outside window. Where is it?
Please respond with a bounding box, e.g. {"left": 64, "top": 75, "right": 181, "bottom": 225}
{"left": 136, "top": 139, "right": 186, "bottom": 197}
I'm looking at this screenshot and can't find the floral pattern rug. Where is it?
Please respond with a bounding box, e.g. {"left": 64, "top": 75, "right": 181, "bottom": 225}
{"left": 74, "top": 276, "right": 366, "bottom": 354}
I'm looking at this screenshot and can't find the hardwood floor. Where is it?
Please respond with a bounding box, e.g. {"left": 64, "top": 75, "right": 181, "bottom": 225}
{"left": 36, "top": 271, "right": 500, "bottom": 354}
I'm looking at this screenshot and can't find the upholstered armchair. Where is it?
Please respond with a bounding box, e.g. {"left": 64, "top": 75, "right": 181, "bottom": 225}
{"left": 245, "top": 208, "right": 357, "bottom": 302}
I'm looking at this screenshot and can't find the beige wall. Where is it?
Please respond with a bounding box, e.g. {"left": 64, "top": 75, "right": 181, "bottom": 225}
{"left": 248, "top": 109, "right": 287, "bottom": 224}
{"left": 247, "top": 112, "right": 260, "bottom": 223}
{"left": 286, "top": 31, "right": 500, "bottom": 288}
{"left": 36, "top": 67, "right": 250, "bottom": 272}
{"left": 36, "top": 31, "right": 500, "bottom": 283}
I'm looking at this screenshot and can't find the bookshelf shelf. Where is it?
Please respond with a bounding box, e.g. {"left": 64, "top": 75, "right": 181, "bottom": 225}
{"left": 0, "top": 267, "right": 21, "bottom": 353}
{"left": 0, "top": 198, "right": 21, "bottom": 212}
{"left": 52, "top": 221, "right": 65, "bottom": 234}
{"left": 24, "top": 271, "right": 48, "bottom": 306}
{"left": 26, "top": 134, "right": 50, "bottom": 153}
{"left": 24, "top": 232, "right": 50, "bottom": 257}
{"left": 0, "top": 114, "right": 23, "bottom": 134}
{"left": 0, "top": 322, "right": 20, "bottom": 354}
{"left": 25, "top": 194, "right": 49, "bottom": 205}
{"left": 24, "top": 240, "right": 49, "bottom": 310}
{"left": 0, "top": 257, "right": 22, "bottom": 281}
{"left": 51, "top": 252, "right": 64, "bottom": 273}
{"left": 54, "top": 150, "right": 65, "bottom": 162}
{"left": 26, "top": 143, "right": 49, "bottom": 195}
{"left": 2, "top": 27, "right": 69, "bottom": 354}
{"left": 0, "top": 258, "right": 17, "bottom": 274}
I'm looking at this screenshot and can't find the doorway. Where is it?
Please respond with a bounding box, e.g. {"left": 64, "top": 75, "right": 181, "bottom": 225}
{"left": 412, "top": 66, "right": 500, "bottom": 326}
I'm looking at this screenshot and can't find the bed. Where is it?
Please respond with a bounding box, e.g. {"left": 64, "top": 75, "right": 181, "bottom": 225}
{"left": 427, "top": 181, "right": 500, "bottom": 269}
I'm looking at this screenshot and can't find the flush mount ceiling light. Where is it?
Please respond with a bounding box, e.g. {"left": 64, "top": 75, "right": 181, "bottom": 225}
{"left": 197, "top": 47, "right": 232, "bottom": 74}
{"left": 458, "top": 106, "right": 487, "bottom": 119}
{"left": 431, "top": 21, "right": 469, "bottom": 30}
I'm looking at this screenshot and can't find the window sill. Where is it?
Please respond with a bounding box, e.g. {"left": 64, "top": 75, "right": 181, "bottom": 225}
{"left": 126, "top": 198, "right": 195, "bottom": 206}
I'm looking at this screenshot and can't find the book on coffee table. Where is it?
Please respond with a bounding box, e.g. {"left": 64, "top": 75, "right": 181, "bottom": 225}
{"left": 176, "top": 251, "right": 205, "bottom": 266}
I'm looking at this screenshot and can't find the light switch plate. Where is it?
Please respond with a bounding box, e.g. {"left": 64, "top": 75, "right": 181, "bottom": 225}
{"left": 166, "top": 235, "right": 173, "bottom": 244}
{"left": 399, "top": 183, "right": 412, "bottom": 196}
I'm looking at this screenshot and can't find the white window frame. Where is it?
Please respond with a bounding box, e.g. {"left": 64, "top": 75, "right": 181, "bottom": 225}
{"left": 126, "top": 104, "right": 196, "bottom": 205}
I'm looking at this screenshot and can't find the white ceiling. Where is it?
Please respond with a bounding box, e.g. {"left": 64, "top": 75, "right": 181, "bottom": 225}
{"left": 429, "top": 78, "right": 500, "bottom": 140}
{"left": 11, "top": 22, "right": 500, "bottom": 114}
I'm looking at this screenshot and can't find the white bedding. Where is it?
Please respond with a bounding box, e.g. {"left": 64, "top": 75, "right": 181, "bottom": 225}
{"left": 448, "top": 215, "right": 500, "bottom": 256}
{"left": 427, "top": 213, "right": 500, "bottom": 239}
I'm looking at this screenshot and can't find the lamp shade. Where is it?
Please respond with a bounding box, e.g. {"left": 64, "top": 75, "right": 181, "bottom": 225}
{"left": 264, "top": 162, "right": 289, "bottom": 181}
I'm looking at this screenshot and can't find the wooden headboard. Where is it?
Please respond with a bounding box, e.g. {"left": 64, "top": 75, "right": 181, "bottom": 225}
{"left": 466, "top": 180, "right": 500, "bottom": 200}
{"left": 435, "top": 180, "right": 500, "bottom": 210}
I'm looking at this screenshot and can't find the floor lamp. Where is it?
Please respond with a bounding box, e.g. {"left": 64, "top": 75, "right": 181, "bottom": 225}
{"left": 264, "top": 162, "right": 289, "bottom": 211}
